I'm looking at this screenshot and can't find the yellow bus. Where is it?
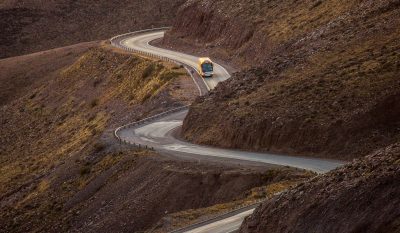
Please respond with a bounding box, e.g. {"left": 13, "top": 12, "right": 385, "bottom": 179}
{"left": 198, "top": 57, "right": 214, "bottom": 77}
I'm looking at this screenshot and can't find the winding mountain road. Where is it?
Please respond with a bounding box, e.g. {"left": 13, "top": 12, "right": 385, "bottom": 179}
{"left": 120, "top": 30, "right": 230, "bottom": 90}
{"left": 118, "top": 109, "right": 343, "bottom": 173}
{"left": 111, "top": 29, "right": 346, "bottom": 233}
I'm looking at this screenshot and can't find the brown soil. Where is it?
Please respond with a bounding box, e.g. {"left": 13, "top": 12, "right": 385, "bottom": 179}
{"left": 239, "top": 143, "right": 400, "bottom": 233}
{"left": 166, "top": 0, "right": 400, "bottom": 160}
{"left": 0, "top": 0, "right": 185, "bottom": 59}
{"left": 149, "top": 179, "right": 308, "bottom": 233}
{"left": 0, "top": 43, "right": 190, "bottom": 232}
{"left": 64, "top": 155, "right": 308, "bottom": 233}
{"left": 0, "top": 43, "right": 307, "bottom": 232}
{"left": 0, "top": 42, "right": 98, "bottom": 106}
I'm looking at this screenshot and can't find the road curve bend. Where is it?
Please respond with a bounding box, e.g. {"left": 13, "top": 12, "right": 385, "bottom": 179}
{"left": 112, "top": 29, "right": 344, "bottom": 173}
{"left": 111, "top": 29, "right": 346, "bottom": 233}
{"left": 120, "top": 30, "right": 230, "bottom": 90}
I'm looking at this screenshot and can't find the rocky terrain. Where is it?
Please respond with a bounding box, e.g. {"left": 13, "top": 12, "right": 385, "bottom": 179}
{"left": 165, "top": 0, "right": 400, "bottom": 160}
{"left": 0, "top": 0, "right": 185, "bottom": 58}
{"left": 160, "top": 1, "right": 400, "bottom": 231}
{"left": 0, "top": 42, "right": 187, "bottom": 231}
{"left": 3, "top": 0, "right": 400, "bottom": 232}
{"left": 240, "top": 142, "right": 400, "bottom": 233}
{"left": 0, "top": 42, "right": 310, "bottom": 232}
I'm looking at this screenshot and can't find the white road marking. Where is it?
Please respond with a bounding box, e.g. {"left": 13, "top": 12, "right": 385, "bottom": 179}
{"left": 121, "top": 31, "right": 230, "bottom": 90}
{"left": 113, "top": 30, "right": 346, "bottom": 233}
{"left": 184, "top": 209, "right": 254, "bottom": 233}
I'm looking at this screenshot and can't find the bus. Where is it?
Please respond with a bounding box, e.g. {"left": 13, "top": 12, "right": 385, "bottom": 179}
{"left": 198, "top": 57, "right": 214, "bottom": 77}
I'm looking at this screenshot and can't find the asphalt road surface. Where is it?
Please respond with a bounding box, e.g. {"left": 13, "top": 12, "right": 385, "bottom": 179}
{"left": 121, "top": 31, "right": 230, "bottom": 90}
{"left": 114, "top": 29, "right": 345, "bottom": 233}
{"left": 184, "top": 209, "right": 254, "bottom": 233}
{"left": 119, "top": 110, "right": 344, "bottom": 173}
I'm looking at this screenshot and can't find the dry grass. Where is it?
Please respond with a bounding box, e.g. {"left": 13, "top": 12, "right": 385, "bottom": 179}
{"left": 0, "top": 45, "right": 192, "bottom": 232}
{"left": 148, "top": 178, "right": 307, "bottom": 233}
{"left": 181, "top": 0, "right": 400, "bottom": 159}
{"left": 235, "top": 31, "right": 400, "bottom": 123}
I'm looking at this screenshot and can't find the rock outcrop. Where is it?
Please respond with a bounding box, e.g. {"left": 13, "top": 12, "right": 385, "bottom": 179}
{"left": 239, "top": 143, "right": 400, "bottom": 233}
{"left": 167, "top": 0, "right": 400, "bottom": 160}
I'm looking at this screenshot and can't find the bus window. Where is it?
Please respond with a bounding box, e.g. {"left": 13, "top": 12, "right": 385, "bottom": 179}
{"left": 198, "top": 58, "right": 214, "bottom": 77}
{"left": 201, "top": 63, "right": 213, "bottom": 73}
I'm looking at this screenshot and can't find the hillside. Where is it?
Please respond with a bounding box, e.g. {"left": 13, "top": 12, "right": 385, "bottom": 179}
{"left": 0, "top": 42, "right": 193, "bottom": 232}
{"left": 240, "top": 143, "right": 400, "bottom": 233}
{"left": 0, "top": 0, "right": 185, "bottom": 58}
{"left": 164, "top": 0, "right": 400, "bottom": 160}
{"left": 0, "top": 43, "right": 311, "bottom": 232}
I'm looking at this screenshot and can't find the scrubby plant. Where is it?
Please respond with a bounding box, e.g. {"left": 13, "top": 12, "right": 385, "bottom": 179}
{"left": 142, "top": 63, "right": 156, "bottom": 79}
{"left": 89, "top": 99, "right": 99, "bottom": 108}
{"left": 80, "top": 166, "right": 91, "bottom": 176}
{"left": 93, "top": 142, "right": 106, "bottom": 152}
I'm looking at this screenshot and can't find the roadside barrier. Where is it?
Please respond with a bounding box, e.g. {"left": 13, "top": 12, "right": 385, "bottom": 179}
{"left": 168, "top": 198, "right": 267, "bottom": 233}
{"left": 110, "top": 27, "right": 184, "bottom": 68}
{"left": 110, "top": 27, "right": 205, "bottom": 149}
{"left": 110, "top": 27, "right": 208, "bottom": 93}
{"left": 168, "top": 190, "right": 288, "bottom": 233}
{"left": 109, "top": 29, "right": 292, "bottom": 232}
{"left": 113, "top": 105, "right": 189, "bottom": 149}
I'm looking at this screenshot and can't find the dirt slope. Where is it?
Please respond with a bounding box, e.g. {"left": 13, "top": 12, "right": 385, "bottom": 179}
{"left": 0, "top": 0, "right": 185, "bottom": 58}
{"left": 0, "top": 42, "right": 98, "bottom": 106}
{"left": 0, "top": 44, "right": 309, "bottom": 232}
{"left": 166, "top": 0, "right": 400, "bottom": 160}
{"left": 65, "top": 156, "right": 308, "bottom": 233}
{"left": 239, "top": 143, "right": 400, "bottom": 233}
{"left": 0, "top": 42, "right": 196, "bottom": 192}
{"left": 0, "top": 43, "right": 191, "bottom": 232}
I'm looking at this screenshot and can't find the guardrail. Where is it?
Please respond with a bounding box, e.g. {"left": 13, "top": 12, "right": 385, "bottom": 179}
{"left": 114, "top": 105, "right": 189, "bottom": 149}
{"left": 110, "top": 27, "right": 171, "bottom": 47}
{"left": 110, "top": 27, "right": 183, "bottom": 67}
{"left": 166, "top": 190, "right": 286, "bottom": 233}
{"left": 110, "top": 27, "right": 208, "bottom": 93}
{"left": 168, "top": 198, "right": 266, "bottom": 233}
{"left": 110, "top": 27, "right": 204, "bottom": 148}
{"left": 110, "top": 28, "right": 266, "bottom": 233}
{"left": 110, "top": 27, "right": 202, "bottom": 149}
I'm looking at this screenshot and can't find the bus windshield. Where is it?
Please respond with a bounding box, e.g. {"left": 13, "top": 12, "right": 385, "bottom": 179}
{"left": 201, "top": 63, "right": 213, "bottom": 72}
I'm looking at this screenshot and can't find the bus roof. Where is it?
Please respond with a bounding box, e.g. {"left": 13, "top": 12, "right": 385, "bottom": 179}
{"left": 199, "top": 57, "right": 212, "bottom": 63}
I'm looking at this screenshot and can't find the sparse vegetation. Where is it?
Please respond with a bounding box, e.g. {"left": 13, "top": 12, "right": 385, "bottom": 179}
{"left": 142, "top": 63, "right": 156, "bottom": 78}
{"left": 179, "top": 0, "right": 400, "bottom": 160}
{"left": 0, "top": 44, "right": 196, "bottom": 233}
{"left": 80, "top": 166, "right": 91, "bottom": 176}
{"left": 93, "top": 142, "right": 106, "bottom": 153}
{"left": 148, "top": 171, "right": 311, "bottom": 233}
{"left": 172, "top": 64, "right": 184, "bottom": 69}
{"left": 0, "top": 0, "right": 186, "bottom": 59}
{"left": 89, "top": 99, "right": 99, "bottom": 108}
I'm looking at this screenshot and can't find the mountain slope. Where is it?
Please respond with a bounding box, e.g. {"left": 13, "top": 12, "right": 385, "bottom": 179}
{"left": 240, "top": 143, "right": 400, "bottom": 233}
{"left": 0, "top": 43, "right": 196, "bottom": 232}
{"left": 0, "top": 0, "right": 185, "bottom": 58}
{"left": 0, "top": 43, "right": 310, "bottom": 233}
{"left": 165, "top": 0, "right": 400, "bottom": 160}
